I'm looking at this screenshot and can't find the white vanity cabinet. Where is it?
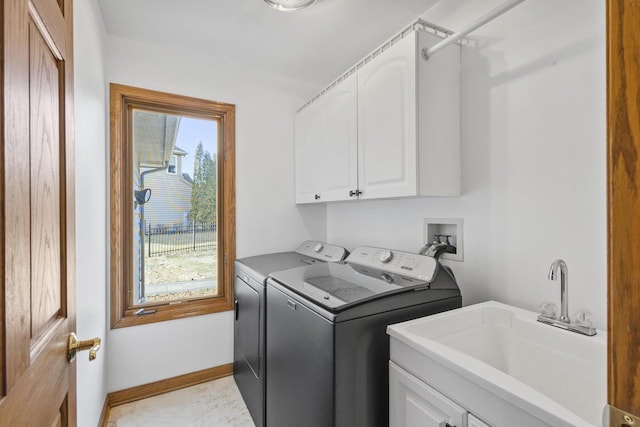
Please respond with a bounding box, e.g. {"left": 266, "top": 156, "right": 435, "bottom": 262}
{"left": 390, "top": 362, "right": 494, "bottom": 427}
{"left": 294, "top": 24, "right": 460, "bottom": 204}
{"left": 390, "top": 362, "right": 466, "bottom": 427}
{"left": 468, "top": 414, "right": 491, "bottom": 427}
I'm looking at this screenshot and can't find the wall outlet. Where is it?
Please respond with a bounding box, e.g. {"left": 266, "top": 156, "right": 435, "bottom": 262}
{"left": 423, "top": 218, "right": 464, "bottom": 261}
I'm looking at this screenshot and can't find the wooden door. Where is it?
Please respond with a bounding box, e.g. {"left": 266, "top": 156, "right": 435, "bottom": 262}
{"left": 357, "top": 33, "right": 417, "bottom": 200}
{"left": 0, "top": 0, "right": 76, "bottom": 425}
{"left": 608, "top": 0, "right": 640, "bottom": 423}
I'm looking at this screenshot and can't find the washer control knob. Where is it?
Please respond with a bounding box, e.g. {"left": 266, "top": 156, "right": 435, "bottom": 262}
{"left": 314, "top": 243, "right": 324, "bottom": 253}
{"left": 379, "top": 250, "right": 393, "bottom": 264}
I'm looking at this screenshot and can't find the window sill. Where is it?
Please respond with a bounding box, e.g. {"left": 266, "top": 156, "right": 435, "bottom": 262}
{"left": 110, "top": 295, "right": 234, "bottom": 329}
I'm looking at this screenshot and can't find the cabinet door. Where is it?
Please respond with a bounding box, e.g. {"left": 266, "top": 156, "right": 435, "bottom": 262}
{"left": 319, "top": 73, "right": 358, "bottom": 202}
{"left": 295, "top": 100, "right": 324, "bottom": 203}
{"left": 390, "top": 362, "right": 466, "bottom": 427}
{"left": 358, "top": 33, "right": 417, "bottom": 200}
{"left": 468, "top": 414, "right": 491, "bottom": 427}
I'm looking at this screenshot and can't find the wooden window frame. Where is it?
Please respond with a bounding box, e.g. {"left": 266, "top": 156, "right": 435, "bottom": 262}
{"left": 109, "top": 83, "right": 235, "bottom": 328}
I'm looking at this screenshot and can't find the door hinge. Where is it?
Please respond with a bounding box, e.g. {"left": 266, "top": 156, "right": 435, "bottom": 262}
{"left": 604, "top": 404, "right": 640, "bottom": 427}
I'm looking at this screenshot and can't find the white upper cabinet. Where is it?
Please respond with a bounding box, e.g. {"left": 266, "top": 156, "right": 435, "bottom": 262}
{"left": 295, "top": 98, "right": 324, "bottom": 204}
{"left": 358, "top": 33, "right": 418, "bottom": 200}
{"left": 319, "top": 72, "right": 358, "bottom": 202}
{"left": 295, "top": 23, "right": 460, "bottom": 204}
{"left": 295, "top": 72, "right": 358, "bottom": 203}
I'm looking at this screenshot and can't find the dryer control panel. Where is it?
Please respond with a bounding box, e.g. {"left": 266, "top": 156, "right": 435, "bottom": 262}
{"left": 295, "top": 241, "right": 349, "bottom": 262}
{"left": 346, "top": 246, "right": 437, "bottom": 283}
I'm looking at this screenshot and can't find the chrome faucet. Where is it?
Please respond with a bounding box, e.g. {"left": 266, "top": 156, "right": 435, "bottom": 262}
{"left": 548, "top": 259, "right": 569, "bottom": 323}
{"left": 537, "top": 259, "right": 597, "bottom": 336}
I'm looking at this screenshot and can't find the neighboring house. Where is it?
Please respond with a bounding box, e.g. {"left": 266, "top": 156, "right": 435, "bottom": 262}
{"left": 143, "top": 146, "right": 194, "bottom": 227}
{"left": 131, "top": 111, "right": 193, "bottom": 301}
{"left": 131, "top": 111, "right": 193, "bottom": 228}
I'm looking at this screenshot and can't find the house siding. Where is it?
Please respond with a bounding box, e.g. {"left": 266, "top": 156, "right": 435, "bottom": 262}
{"left": 143, "top": 169, "right": 193, "bottom": 227}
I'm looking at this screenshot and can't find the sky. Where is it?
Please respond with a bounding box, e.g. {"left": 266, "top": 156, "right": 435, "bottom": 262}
{"left": 174, "top": 116, "right": 218, "bottom": 178}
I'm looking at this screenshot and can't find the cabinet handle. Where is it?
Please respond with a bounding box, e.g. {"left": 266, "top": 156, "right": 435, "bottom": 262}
{"left": 349, "top": 189, "right": 362, "bottom": 197}
{"left": 314, "top": 194, "right": 320, "bottom": 200}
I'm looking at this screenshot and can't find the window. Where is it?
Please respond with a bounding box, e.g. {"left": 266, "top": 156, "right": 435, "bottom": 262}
{"left": 110, "top": 84, "right": 236, "bottom": 328}
{"left": 167, "top": 155, "right": 177, "bottom": 174}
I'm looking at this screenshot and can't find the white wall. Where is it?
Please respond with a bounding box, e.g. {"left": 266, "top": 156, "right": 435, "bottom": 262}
{"left": 326, "top": 0, "right": 607, "bottom": 329}
{"left": 104, "top": 35, "right": 326, "bottom": 391}
{"left": 95, "top": 0, "right": 605, "bottom": 394}
{"left": 74, "top": 0, "right": 108, "bottom": 425}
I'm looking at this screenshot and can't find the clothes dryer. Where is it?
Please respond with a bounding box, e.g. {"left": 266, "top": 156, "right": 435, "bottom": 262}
{"left": 234, "top": 241, "right": 348, "bottom": 427}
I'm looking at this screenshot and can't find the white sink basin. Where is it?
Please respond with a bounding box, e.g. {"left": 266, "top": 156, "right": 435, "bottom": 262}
{"left": 387, "top": 301, "right": 606, "bottom": 427}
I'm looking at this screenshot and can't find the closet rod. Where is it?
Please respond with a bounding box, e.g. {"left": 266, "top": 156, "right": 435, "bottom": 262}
{"left": 422, "top": 0, "right": 526, "bottom": 60}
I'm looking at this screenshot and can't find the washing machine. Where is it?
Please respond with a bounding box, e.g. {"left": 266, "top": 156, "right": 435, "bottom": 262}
{"left": 265, "top": 246, "right": 462, "bottom": 427}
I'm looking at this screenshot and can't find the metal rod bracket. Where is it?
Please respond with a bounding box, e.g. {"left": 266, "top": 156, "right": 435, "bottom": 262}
{"left": 422, "top": 0, "right": 526, "bottom": 60}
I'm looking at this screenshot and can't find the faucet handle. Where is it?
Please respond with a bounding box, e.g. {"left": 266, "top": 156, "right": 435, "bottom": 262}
{"left": 573, "top": 310, "right": 593, "bottom": 328}
{"left": 539, "top": 301, "right": 558, "bottom": 319}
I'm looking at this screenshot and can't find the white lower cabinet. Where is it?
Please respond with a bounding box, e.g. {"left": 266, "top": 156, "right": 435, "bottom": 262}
{"left": 468, "top": 414, "right": 491, "bottom": 427}
{"left": 390, "top": 362, "right": 466, "bottom": 427}
{"left": 390, "top": 362, "right": 491, "bottom": 427}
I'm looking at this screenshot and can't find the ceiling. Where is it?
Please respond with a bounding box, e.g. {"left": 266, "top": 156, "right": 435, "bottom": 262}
{"left": 97, "top": 0, "right": 440, "bottom": 88}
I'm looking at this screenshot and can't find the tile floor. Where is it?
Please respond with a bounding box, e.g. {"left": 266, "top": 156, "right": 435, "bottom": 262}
{"left": 106, "top": 376, "right": 256, "bottom": 427}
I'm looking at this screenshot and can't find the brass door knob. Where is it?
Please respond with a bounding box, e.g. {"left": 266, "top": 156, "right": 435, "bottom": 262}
{"left": 67, "top": 333, "right": 101, "bottom": 362}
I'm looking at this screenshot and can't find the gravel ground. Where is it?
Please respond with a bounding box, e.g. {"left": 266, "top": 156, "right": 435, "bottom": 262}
{"left": 144, "top": 249, "right": 217, "bottom": 302}
{"left": 146, "top": 288, "right": 217, "bottom": 303}
{"left": 145, "top": 249, "right": 217, "bottom": 285}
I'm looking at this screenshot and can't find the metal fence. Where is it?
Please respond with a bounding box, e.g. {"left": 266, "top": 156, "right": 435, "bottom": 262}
{"left": 146, "top": 222, "right": 217, "bottom": 257}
